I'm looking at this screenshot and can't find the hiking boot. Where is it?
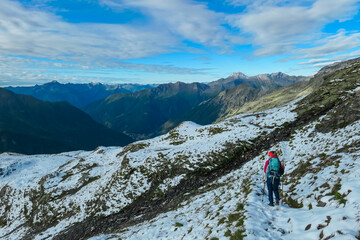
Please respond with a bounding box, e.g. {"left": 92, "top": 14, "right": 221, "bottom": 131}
{"left": 268, "top": 203, "right": 274, "bottom": 207}
{"left": 276, "top": 200, "right": 280, "bottom": 205}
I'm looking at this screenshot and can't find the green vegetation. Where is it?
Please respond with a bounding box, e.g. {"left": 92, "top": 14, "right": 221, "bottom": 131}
{"left": 236, "top": 203, "right": 244, "bottom": 211}
{"left": 231, "top": 229, "right": 247, "bottom": 240}
{"left": 295, "top": 62, "right": 360, "bottom": 133}
{"left": 224, "top": 229, "right": 232, "bottom": 237}
{"left": 291, "top": 159, "right": 312, "bottom": 178}
{"left": 223, "top": 222, "right": 246, "bottom": 239}
{"left": 330, "top": 182, "right": 347, "bottom": 205}
{"left": 117, "top": 142, "right": 150, "bottom": 157}
{"left": 308, "top": 203, "right": 313, "bottom": 210}
{"left": 208, "top": 127, "right": 228, "bottom": 135}
{"left": 0, "top": 217, "right": 7, "bottom": 227}
{"left": 228, "top": 213, "right": 242, "bottom": 223}
{"left": 218, "top": 217, "right": 226, "bottom": 226}
{"left": 174, "top": 222, "right": 184, "bottom": 227}
{"left": 164, "top": 130, "right": 187, "bottom": 145}
{"left": 226, "top": 78, "right": 313, "bottom": 117}
{"left": 282, "top": 194, "right": 304, "bottom": 208}
{"left": 0, "top": 185, "right": 12, "bottom": 226}
{"left": 95, "top": 148, "right": 105, "bottom": 154}
{"left": 241, "top": 178, "right": 252, "bottom": 198}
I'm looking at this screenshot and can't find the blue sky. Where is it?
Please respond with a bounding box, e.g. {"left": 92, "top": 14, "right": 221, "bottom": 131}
{"left": 0, "top": 0, "right": 360, "bottom": 86}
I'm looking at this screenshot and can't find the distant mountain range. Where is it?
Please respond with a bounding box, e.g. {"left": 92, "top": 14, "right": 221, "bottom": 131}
{"left": 207, "top": 72, "right": 306, "bottom": 91}
{"left": 84, "top": 81, "right": 214, "bottom": 140}
{"left": 85, "top": 72, "right": 308, "bottom": 139}
{"left": 0, "top": 88, "right": 133, "bottom": 154}
{"left": 6, "top": 81, "right": 156, "bottom": 108}
{"left": 160, "top": 72, "right": 309, "bottom": 133}
{"left": 2, "top": 72, "right": 307, "bottom": 146}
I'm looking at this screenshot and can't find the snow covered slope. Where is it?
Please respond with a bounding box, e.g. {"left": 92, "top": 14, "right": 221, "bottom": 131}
{"left": 88, "top": 119, "right": 360, "bottom": 240}
{"left": 1, "top": 58, "right": 360, "bottom": 240}
{"left": 0, "top": 98, "right": 298, "bottom": 240}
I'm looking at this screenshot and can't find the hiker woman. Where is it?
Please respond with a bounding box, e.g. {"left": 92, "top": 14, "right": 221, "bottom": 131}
{"left": 264, "top": 151, "right": 284, "bottom": 206}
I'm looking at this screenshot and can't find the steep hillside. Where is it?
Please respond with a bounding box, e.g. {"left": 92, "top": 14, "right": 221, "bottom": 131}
{"left": 160, "top": 73, "right": 307, "bottom": 134}
{"left": 6, "top": 81, "right": 155, "bottom": 109}
{"left": 0, "top": 58, "right": 359, "bottom": 240}
{"left": 160, "top": 84, "right": 264, "bottom": 133}
{"left": 84, "top": 82, "right": 214, "bottom": 140}
{"left": 85, "top": 73, "right": 306, "bottom": 140}
{"left": 227, "top": 58, "right": 360, "bottom": 116}
{"left": 0, "top": 88, "right": 133, "bottom": 154}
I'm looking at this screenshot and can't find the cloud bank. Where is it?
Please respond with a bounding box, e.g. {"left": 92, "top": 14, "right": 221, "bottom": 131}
{"left": 0, "top": 0, "right": 359, "bottom": 85}
{"left": 227, "top": 0, "right": 360, "bottom": 57}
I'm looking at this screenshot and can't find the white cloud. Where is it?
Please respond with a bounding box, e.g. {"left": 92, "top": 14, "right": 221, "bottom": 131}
{"left": 296, "top": 31, "right": 360, "bottom": 58}
{"left": 227, "top": 0, "right": 360, "bottom": 56}
{"left": 100, "top": 0, "right": 241, "bottom": 48}
{"left": 0, "top": 54, "right": 209, "bottom": 86}
{"left": 226, "top": 0, "right": 312, "bottom": 8}
{"left": 298, "top": 49, "right": 360, "bottom": 66}
{"left": 278, "top": 30, "right": 360, "bottom": 62}
{"left": 298, "top": 58, "right": 332, "bottom": 65}
{"left": 0, "top": 0, "right": 235, "bottom": 85}
{"left": 310, "top": 0, "right": 360, "bottom": 22}
{"left": 0, "top": 0, "right": 359, "bottom": 84}
{"left": 0, "top": 0, "right": 178, "bottom": 62}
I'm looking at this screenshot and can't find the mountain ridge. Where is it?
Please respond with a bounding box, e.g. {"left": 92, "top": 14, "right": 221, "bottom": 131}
{"left": 6, "top": 81, "right": 156, "bottom": 109}
{"left": 208, "top": 71, "right": 308, "bottom": 91}
{"left": 0, "top": 88, "right": 133, "bottom": 154}
{"left": 85, "top": 72, "right": 306, "bottom": 140}
{"left": 84, "top": 81, "right": 215, "bottom": 140}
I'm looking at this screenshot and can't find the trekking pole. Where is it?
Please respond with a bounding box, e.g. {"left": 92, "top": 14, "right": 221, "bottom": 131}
{"left": 261, "top": 173, "right": 265, "bottom": 202}
{"left": 281, "top": 159, "right": 285, "bottom": 204}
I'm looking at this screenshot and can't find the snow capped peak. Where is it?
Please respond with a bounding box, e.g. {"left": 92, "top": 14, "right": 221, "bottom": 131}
{"left": 229, "top": 72, "right": 248, "bottom": 79}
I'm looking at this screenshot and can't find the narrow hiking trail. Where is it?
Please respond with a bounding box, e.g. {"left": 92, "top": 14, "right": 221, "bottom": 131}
{"left": 246, "top": 166, "right": 308, "bottom": 240}
{"left": 245, "top": 121, "right": 360, "bottom": 240}
{"left": 242, "top": 152, "right": 294, "bottom": 240}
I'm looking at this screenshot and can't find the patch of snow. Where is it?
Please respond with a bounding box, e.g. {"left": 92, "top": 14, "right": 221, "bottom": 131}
{"left": 158, "top": 174, "right": 187, "bottom": 192}
{"left": 329, "top": 78, "right": 344, "bottom": 83}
